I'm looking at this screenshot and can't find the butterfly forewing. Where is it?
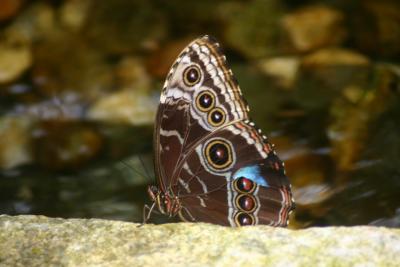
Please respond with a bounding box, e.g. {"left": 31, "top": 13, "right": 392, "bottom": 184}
{"left": 154, "top": 36, "right": 249, "bottom": 190}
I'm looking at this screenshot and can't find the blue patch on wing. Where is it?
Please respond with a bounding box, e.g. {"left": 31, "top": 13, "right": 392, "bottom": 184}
{"left": 232, "top": 165, "right": 268, "bottom": 187}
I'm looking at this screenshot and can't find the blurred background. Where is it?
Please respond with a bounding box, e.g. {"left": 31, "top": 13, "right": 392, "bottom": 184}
{"left": 0, "top": 0, "right": 399, "bottom": 228}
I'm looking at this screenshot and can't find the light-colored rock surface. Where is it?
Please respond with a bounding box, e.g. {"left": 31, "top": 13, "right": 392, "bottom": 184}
{"left": 0, "top": 215, "right": 399, "bottom": 267}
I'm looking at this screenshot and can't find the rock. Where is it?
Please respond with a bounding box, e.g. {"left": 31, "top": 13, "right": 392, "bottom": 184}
{"left": 146, "top": 38, "right": 195, "bottom": 78}
{"left": 83, "top": 0, "right": 166, "bottom": 54}
{"left": 0, "top": 40, "right": 32, "bottom": 84}
{"left": 59, "top": 0, "right": 91, "bottom": 31}
{"left": 295, "top": 48, "right": 371, "bottom": 109}
{"left": 351, "top": 1, "right": 400, "bottom": 59}
{"left": 33, "top": 121, "right": 103, "bottom": 170}
{"left": 0, "top": 116, "right": 32, "bottom": 169}
{"left": 5, "top": 2, "right": 57, "bottom": 43}
{"left": 31, "top": 35, "right": 112, "bottom": 98}
{"left": 302, "top": 48, "right": 370, "bottom": 67}
{"left": 328, "top": 63, "right": 400, "bottom": 171}
{"left": 222, "top": 0, "right": 285, "bottom": 58}
{"left": 0, "top": 215, "right": 399, "bottom": 266}
{"left": 88, "top": 89, "right": 157, "bottom": 126}
{"left": 258, "top": 56, "right": 300, "bottom": 89}
{"left": 0, "top": 0, "right": 24, "bottom": 21}
{"left": 114, "top": 57, "right": 151, "bottom": 90}
{"left": 281, "top": 5, "right": 347, "bottom": 53}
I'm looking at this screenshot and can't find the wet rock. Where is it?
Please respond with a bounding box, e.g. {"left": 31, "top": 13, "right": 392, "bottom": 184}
{"left": 258, "top": 56, "right": 300, "bottom": 89}
{"left": 33, "top": 121, "right": 103, "bottom": 170}
{"left": 352, "top": 1, "right": 400, "bottom": 59}
{"left": 371, "top": 208, "right": 400, "bottom": 228}
{"left": 31, "top": 36, "right": 112, "bottom": 98}
{"left": 302, "top": 48, "right": 370, "bottom": 67}
{"left": 60, "top": 0, "right": 91, "bottom": 31}
{"left": 295, "top": 48, "right": 371, "bottom": 110}
{"left": 0, "top": 116, "right": 32, "bottom": 169}
{"left": 5, "top": 2, "right": 57, "bottom": 43}
{"left": 83, "top": 0, "right": 166, "bottom": 54}
{"left": 88, "top": 89, "right": 157, "bottom": 126}
{"left": 222, "top": 0, "right": 285, "bottom": 58}
{"left": 115, "top": 57, "right": 151, "bottom": 90}
{"left": 282, "top": 5, "right": 347, "bottom": 53}
{"left": 0, "top": 39, "right": 32, "bottom": 84}
{"left": 146, "top": 38, "right": 195, "bottom": 78}
{"left": 1, "top": 215, "right": 400, "bottom": 266}
{"left": 12, "top": 92, "right": 86, "bottom": 121}
{"left": 328, "top": 63, "right": 400, "bottom": 171}
{"left": 0, "top": 0, "right": 24, "bottom": 21}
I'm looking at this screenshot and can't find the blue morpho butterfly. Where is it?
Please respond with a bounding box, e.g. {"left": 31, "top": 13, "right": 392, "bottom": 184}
{"left": 146, "top": 35, "right": 294, "bottom": 227}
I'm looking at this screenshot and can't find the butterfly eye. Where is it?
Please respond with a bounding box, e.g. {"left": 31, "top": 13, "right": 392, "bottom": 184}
{"left": 234, "top": 212, "right": 255, "bottom": 226}
{"left": 183, "top": 65, "right": 201, "bottom": 86}
{"left": 235, "top": 194, "right": 257, "bottom": 212}
{"left": 204, "top": 139, "right": 233, "bottom": 170}
{"left": 196, "top": 91, "right": 215, "bottom": 112}
{"left": 208, "top": 107, "right": 225, "bottom": 127}
{"left": 234, "top": 177, "right": 256, "bottom": 193}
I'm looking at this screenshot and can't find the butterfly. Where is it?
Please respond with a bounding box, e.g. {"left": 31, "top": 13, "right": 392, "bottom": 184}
{"left": 146, "top": 35, "right": 294, "bottom": 227}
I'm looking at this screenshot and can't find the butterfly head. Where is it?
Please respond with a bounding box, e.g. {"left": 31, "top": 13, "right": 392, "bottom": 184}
{"left": 147, "top": 185, "right": 181, "bottom": 217}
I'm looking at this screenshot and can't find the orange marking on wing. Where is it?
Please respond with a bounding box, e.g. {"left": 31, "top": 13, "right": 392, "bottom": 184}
{"left": 263, "top": 143, "right": 271, "bottom": 153}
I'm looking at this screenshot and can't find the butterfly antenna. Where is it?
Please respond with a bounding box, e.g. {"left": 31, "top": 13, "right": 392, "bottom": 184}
{"left": 121, "top": 159, "right": 149, "bottom": 181}
{"left": 139, "top": 155, "right": 153, "bottom": 182}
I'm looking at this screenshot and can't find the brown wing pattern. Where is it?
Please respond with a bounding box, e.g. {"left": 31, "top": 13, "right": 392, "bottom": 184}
{"left": 152, "top": 35, "right": 294, "bottom": 226}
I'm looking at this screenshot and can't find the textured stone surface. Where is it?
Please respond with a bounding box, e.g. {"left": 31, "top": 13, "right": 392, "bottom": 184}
{"left": 0, "top": 215, "right": 399, "bottom": 267}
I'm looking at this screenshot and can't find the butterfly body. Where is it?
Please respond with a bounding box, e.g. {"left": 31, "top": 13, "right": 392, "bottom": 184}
{"left": 149, "top": 35, "right": 294, "bottom": 227}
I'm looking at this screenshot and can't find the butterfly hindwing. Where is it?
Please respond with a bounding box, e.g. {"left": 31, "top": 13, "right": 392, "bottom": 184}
{"left": 173, "top": 121, "right": 293, "bottom": 227}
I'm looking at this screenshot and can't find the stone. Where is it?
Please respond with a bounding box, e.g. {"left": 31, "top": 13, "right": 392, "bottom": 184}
{"left": 296, "top": 48, "right": 371, "bottom": 108}
{"left": 146, "top": 38, "right": 195, "bottom": 78}
{"left": 83, "top": 0, "right": 166, "bottom": 54}
{"left": 0, "top": 215, "right": 399, "bottom": 266}
{"left": 351, "top": 1, "right": 400, "bottom": 59}
{"left": 31, "top": 35, "right": 112, "bottom": 98}
{"left": 5, "top": 2, "right": 57, "bottom": 43}
{"left": 0, "top": 0, "right": 23, "bottom": 21}
{"left": 0, "top": 40, "right": 32, "bottom": 84}
{"left": 59, "top": 0, "right": 91, "bottom": 31}
{"left": 302, "top": 48, "right": 370, "bottom": 67}
{"left": 258, "top": 57, "right": 300, "bottom": 89}
{"left": 222, "top": 0, "right": 285, "bottom": 58}
{"left": 88, "top": 89, "right": 157, "bottom": 126}
{"left": 282, "top": 5, "right": 347, "bottom": 52}
{"left": 327, "top": 63, "right": 400, "bottom": 171}
{"left": 33, "top": 121, "right": 103, "bottom": 170}
{"left": 114, "top": 57, "right": 151, "bottom": 90}
{"left": 0, "top": 116, "right": 32, "bottom": 169}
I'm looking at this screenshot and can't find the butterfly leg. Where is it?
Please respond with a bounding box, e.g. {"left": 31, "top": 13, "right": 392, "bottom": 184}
{"left": 139, "top": 202, "right": 157, "bottom": 227}
{"left": 178, "top": 206, "right": 196, "bottom": 222}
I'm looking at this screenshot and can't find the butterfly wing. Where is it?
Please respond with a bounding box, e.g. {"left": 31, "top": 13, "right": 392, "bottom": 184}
{"left": 153, "top": 35, "right": 294, "bottom": 226}
{"left": 172, "top": 121, "right": 294, "bottom": 227}
{"left": 154, "top": 36, "right": 249, "bottom": 191}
